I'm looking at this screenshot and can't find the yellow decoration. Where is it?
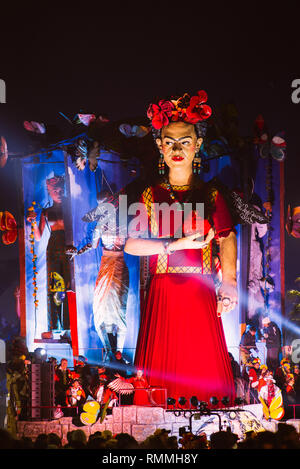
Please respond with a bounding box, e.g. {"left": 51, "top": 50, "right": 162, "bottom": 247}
{"left": 29, "top": 203, "right": 39, "bottom": 310}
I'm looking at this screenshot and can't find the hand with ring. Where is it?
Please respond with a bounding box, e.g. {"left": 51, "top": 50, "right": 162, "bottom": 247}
{"left": 217, "top": 281, "right": 238, "bottom": 317}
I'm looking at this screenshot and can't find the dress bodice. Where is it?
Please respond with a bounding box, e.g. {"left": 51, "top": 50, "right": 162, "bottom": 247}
{"left": 139, "top": 181, "right": 234, "bottom": 276}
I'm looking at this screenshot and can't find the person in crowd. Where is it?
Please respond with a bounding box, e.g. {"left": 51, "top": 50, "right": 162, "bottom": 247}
{"left": 239, "top": 325, "right": 257, "bottom": 370}
{"left": 54, "top": 358, "right": 72, "bottom": 407}
{"left": 248, "top": 358, "right": 261, "bottom": 403}
{"left": 209, "top": 430, "right": 238, "bottom": 449}
{"left": 107, "top": 351, "right": 129, "bottom": 380}
{"left": 71, "top": 355, "right": 93, "bottom": 397}
{"left": 293, "top": 364, "right": 300, "bottom": 402}
{"left": 128, "top": 369, "right": 151, "bottom": 406}
{"left": 275, "top": 358, "right": 292, "bottom": 390}
{"left": 257, "top": 364, "right": 269, "bottom": 392}
{"left": 261, "top": 317, "right": 281, "bottom": 374}
{"left": 228, "top": 352, "right": 241, "bottom": 379}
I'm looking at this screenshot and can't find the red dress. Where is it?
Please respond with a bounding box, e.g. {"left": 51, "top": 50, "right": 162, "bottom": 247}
{"left": 134, "top": 181, "right": 236, "bottom": 405}
{"left": 128, "top": 376, "right": 150, "bottom": 406}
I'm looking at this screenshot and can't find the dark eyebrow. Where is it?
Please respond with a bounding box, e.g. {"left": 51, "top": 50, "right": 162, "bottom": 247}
{"left": 163, "top": 136, "right": 193, "bottom": 140}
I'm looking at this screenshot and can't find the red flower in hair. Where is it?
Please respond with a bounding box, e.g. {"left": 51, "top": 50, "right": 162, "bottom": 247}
{"left": 185, "top": 90, "right": 212, "bottom": 123}
{"left": 147, "top": 100, "right": 175, "bottom": 129}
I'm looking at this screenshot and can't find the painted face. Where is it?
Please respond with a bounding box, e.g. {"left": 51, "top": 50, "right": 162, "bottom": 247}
{"left": 136, "top": 370, "right": 143, "bottom": 378}
{"left": 156, "top": 121, "right": 202, "bottom": 173}
{"left": 49, "top": 186, "right": 64, "bottom": 203}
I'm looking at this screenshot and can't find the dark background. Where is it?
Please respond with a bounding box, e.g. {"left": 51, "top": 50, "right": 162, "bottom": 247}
{"left": 0, "top": 6, "right": 299, "bottom": 331}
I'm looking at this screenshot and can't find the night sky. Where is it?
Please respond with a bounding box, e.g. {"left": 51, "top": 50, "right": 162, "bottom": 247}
{"left": 0, "top": 8, "right": 299, "bottom": 327}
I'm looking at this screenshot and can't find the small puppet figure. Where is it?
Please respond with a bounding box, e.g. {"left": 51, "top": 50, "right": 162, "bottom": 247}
{"left": 259, "top": 371, "right": 284, "bottom": 421}
{"left": 66, "top": 379, "right": 86, "bottom": 407}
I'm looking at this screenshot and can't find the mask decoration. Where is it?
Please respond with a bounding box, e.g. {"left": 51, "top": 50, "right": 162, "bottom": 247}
{"left": 286, "top": 205, "right": 300, "bottom": 238}
{"left": 0, "top": 136, "right": 8, "bottom": 168}
{"left": 254, "top": 115, "right": 286, "bottom": 161}
{"left": 119, "top": 123, "right": 150, "bottom": 138}
{"left": 0, "top": 210, "right": 17, "bottom": 245}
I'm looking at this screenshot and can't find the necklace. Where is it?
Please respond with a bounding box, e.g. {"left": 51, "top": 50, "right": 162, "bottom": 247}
{"left": 164, "top": 181, "right": 191, "bottom": 211}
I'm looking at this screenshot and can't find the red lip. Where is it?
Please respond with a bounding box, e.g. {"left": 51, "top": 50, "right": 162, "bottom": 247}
{"left": 172, "top": 156, "right": 184, "bottom": 161}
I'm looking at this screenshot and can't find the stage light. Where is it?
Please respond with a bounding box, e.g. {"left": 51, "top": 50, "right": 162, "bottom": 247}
{"left": 221, "top": 396, "right": 230, "bottom": 406}
{"left": 178, "top": 397, "right": 187, "bottom": 406}
{"left": 234, "top": 397, "right": 245, "bottom": 406}
{"left": 33, "top": 347, "right": 47, "bottom": 364}
{"left": 190, "top": 396, "right": 199, "bottom": 407}
{"left": 167, "top": 397, "right": 176, "bottom": 406}
{"left": 199, "top": 401, "right": 208, "bottom": 412}
{"left": 209, "top": 396, "right": 219, "bottom": 406}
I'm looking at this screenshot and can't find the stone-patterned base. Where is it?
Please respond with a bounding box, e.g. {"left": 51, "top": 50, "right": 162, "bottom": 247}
{"left": 16, "top": 404, "right": 299, "bottom": 444}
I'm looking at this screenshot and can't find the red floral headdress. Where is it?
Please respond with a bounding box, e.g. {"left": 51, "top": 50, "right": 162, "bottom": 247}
{"left": 147, "top": 90, "right": 212, "bottom": 130}
{"left": 46, "top": 175, "right": 65, "bottom": 190}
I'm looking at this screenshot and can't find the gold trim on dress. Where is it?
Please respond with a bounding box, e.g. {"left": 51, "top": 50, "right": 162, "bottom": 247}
{"left": 167, "top": 266, "right": 203, "bottom": 274}
{"left": 142, "top": 185, "right": 213, "bottom": 275}
{"left": 159, "top": 182, "right": 191, "bottom": 191}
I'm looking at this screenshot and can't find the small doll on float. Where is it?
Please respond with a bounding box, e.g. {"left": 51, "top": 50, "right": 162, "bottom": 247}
{"left": 66, "top": 379, "right": 86, "bottom": 412}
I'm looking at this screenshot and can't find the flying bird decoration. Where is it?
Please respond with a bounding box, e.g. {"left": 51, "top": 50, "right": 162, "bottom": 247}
{"left": 23, "top": 121, "right": 46, "bottom": 134}
{"left": 254, "top": 115, "right": 286, "bottom": 161}
{"left": 74, "top": 113, "right": 110, "bottom": 127}
{"left": 119, "top": 123, "right": 150, "bottom": 138}
{"left": 108, "top": 377, "right": 134, "bottom": 395}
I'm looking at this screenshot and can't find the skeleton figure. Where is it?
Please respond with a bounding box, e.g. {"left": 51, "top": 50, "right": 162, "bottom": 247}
{"left": 67, "top": 191, "right": 129, "bottom": 361}
{"left": 247, "top": 206, "right": 268, "bottom": 319}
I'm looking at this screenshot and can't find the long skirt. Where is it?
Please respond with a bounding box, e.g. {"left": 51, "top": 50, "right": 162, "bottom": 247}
{"left": 93, "top": 250, "right": 129, "bottom": 355}
{"left": 134, "top": 273, "right": 235, "bottom": 406}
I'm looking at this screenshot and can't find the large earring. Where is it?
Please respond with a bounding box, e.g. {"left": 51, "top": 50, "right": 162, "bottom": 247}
{"left": 158, "top": 153, "right": 165, "bottom": 176}
{"left": 193, "top": 152, "right": 201, "bottom": 175}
